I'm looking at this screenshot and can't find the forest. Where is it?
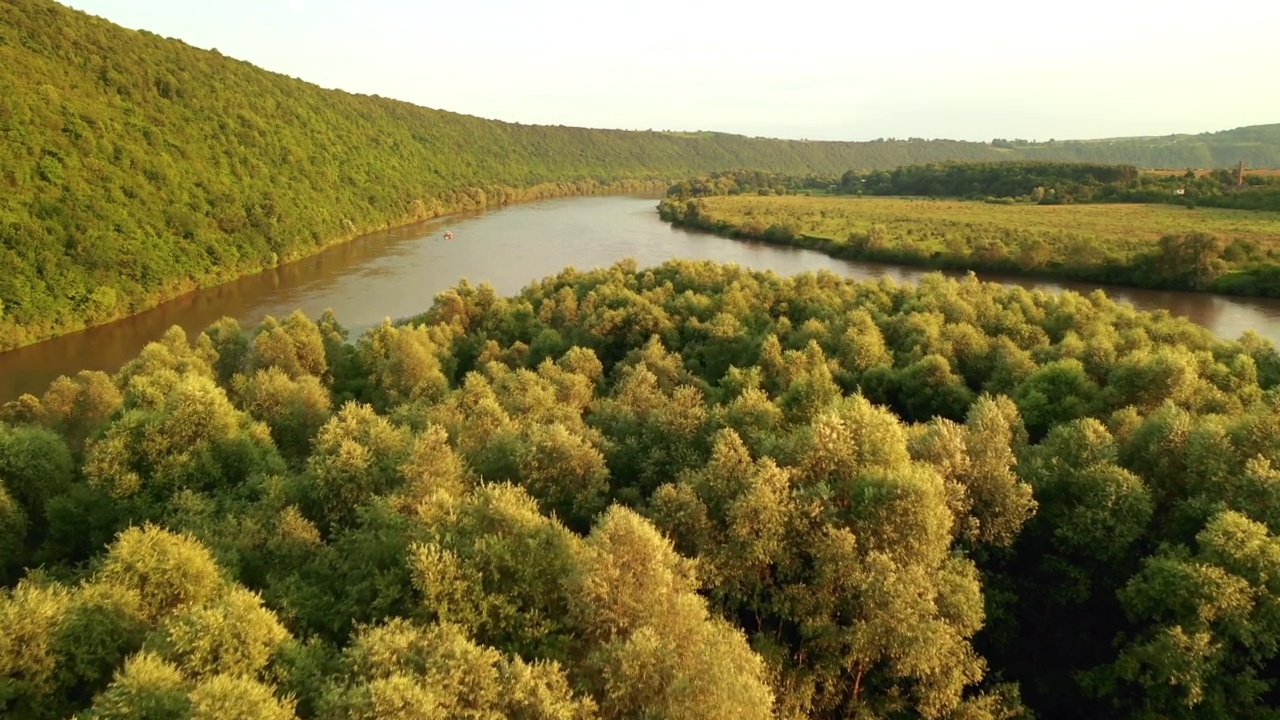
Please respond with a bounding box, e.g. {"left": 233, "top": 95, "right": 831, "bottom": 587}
{"left": 2, "top": 259, "right": 1280, "bottom": 719}
{"left": 668, "top": 163, "right": 1280, "bottom": 210}
{"left": 5, "top": 0, "right": 1280, "bottom": 351}
{"left": 838, "top": 163, "right": 1280, "bottom": 211}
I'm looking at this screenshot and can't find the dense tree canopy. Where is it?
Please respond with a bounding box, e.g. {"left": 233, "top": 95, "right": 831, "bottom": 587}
{"left": 2, "top": 260, "right": 1279, "bottom": 719}
{"left": 669, "top": 163, "right": 1280, "bottom": 210}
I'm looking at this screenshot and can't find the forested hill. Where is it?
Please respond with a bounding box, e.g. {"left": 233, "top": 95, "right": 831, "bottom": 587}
{"left": 1015, "top": 124, "right": 1280, "bottom": 168}
{"left": 1, "top": 0, "right": 1277, "bottom": 351}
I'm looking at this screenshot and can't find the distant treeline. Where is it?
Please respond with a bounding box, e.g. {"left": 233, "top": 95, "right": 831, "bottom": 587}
{"left": 668, "top": 163, "right": 1280, "bottom": 210}
{"left": 841, "top": 162, "right": 1280, "bottom": 211}
{"left": 845, "top": 162, "right": 1141, "bottom": 202}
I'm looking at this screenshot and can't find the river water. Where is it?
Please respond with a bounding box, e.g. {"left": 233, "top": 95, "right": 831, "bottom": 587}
{"left": 3, "top": 195, "right": 1280, "bottom": 403}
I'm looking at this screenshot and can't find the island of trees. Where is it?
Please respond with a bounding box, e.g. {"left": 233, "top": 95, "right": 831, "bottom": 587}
{"left": 3, "top": 259, "right": 1280, "bottom": 719}
{"left": 4, "top": 0, "right": 1280, "bottom": 351}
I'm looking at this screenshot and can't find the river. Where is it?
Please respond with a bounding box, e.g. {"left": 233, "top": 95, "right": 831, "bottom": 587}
{"left": 3, "top": 195, "right": 1280, "bottom": 403}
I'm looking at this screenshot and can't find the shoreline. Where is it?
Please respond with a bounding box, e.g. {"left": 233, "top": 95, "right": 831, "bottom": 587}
{"left": 0, "top": 181, "right": 669, "bottom": 355}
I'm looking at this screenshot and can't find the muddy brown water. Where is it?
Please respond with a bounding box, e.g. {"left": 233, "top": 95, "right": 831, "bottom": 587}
{"left": 3, "top": 195, "right": 1280, "bottom": 403}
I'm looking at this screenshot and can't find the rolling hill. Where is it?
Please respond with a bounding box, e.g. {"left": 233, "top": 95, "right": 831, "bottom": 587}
{"left": 1017, "top": 124, "right": 1280, "bottom": 167}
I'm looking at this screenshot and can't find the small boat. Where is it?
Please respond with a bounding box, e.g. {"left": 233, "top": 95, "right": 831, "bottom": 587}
{"left": 443, "top": 231, "right": 454, "bottom": 241}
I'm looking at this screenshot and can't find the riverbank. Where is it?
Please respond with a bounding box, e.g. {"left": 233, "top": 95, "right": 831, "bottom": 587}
{"left": 658, "top": 195, "right": 1280, "bottom": 299}
{"left": 0, "top": 180, "right": 667, "bottom": 353}
{"left": 6, "top": 195, "right": 1280, "bottom": 405}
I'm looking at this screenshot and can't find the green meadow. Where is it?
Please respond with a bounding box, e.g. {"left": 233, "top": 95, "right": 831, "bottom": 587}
{"left": 662, "top": 194, "right": 1280, "bottom": 295}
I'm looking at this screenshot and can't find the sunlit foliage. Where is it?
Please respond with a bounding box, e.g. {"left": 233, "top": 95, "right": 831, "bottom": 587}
{"left": 3, "top": 259, "right": 1280, "bottom": 719}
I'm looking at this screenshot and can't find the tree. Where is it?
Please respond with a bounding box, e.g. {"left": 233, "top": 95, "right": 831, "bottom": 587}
{"left": 186, "top": 675, "right": 298, "bottom": 720}
{"left": 0, "top": 423, "right": 73, "bottom": 560}
{"left": 0, "top": 481, "right": 27, "bottom": 583}
{"left": 82, "top": 375, "right": 281, "bottom": 509}
{"left": 0, "top": 580, "right": 73, "bottom": 716}
{"left": 301, "top": 402, "right": 413, "bottom": 529}
{"left": 249, "top": 311, "right": 328, "bottom": 381}
{"left": 987, "top": 418, "right": 1153, "bottom": 715}
{"left": 1012, "top": 359, "right": 1099, "bottom": 438}
{"left": 93, "top": 525, "right": 226, "bottom": 623}
{"left": 570, "top": 506, "right": 775, "bottom": 720}
{"left": 144, "top": 586, "right": 289, "bottom": 680}
{"left": 1103, "top": 511, "right": 1280, "bottom": 718}
{"left": 909, "top": 394, "right": 1035, "bottom": 548}
{"left": 319, "top": 619, "right": 593, "bottom": 720}
{"left": 236, "top": 367, "right": 332, "bottom": 461}
{"left": 356, "top": 321, "right": 455, "bottom": 411}
{"left": 203, "top": 318, "right": 251, "bottom": 388}
{"left": 32, "top": 371, "right": 123, "bottom": 454}
{"left": 83, "top": 653, "right": 298, "bottom": 720}
{"left": 80, "top": 652, "right": 192, "bottom": 720}
{"left": 1149, "top": 233, "right": 1229, "bottom": 289}
{"left": 587, "top": 365, "right": 712, "bottom": 501}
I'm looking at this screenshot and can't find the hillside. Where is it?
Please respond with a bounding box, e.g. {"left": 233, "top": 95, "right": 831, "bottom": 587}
{"left": 1, "top": 0, "right": 1278, "bottom": 351}
{"left": 1016, "top": 124, "right": 1280, "bottom": 168}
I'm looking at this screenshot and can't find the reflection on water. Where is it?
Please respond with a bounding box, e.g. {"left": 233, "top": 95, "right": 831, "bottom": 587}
{"left": 3, "top": 195, "right": 1280, "bottom": 403}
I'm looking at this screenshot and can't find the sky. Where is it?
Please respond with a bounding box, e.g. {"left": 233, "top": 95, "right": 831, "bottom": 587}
{"left": 61, "top": 0, "right": 1280, "bottom": 143}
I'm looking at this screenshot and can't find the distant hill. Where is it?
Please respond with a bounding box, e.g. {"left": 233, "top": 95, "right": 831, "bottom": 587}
{"left": 1015, "top": 125, "right": 1280, "bottom": 168}
{"left": 1, "top": 0, "right": 1277, "bottom": 349}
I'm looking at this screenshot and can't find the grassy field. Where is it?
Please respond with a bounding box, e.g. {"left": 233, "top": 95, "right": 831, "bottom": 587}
{"left": 695, "top": 195, "right": 1280, "bottom": 250}
{"left": 663, "top": 195, "right": 1280, "bottom": 296}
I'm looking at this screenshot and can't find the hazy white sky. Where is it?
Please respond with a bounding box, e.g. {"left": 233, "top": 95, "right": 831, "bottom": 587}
{"left": 62, "top": 0, "right": 1280, "bottom": 142}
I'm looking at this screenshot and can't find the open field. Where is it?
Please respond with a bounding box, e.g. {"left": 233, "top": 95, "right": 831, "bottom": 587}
{"left": 663, "top": 194, "right": 1280, "bottom": 295}
{"left": 690, "top": 194, "right": 1280, "bottom": 251}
